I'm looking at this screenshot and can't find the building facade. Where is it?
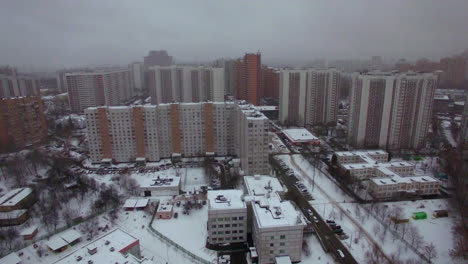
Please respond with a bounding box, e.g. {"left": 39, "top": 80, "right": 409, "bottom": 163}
{"left": 85, "top": 102, "right": 269, "bottom": 175}
{"left": 66, "top": 69, "right": 134, "bottom": 113}
{"left": 279, "top": 68, "right": 341, "bottom": 127}
{"left": 147, "top": 66, "right": 225, "bottom": 104}
{"left": 129, "top": 62, "right": 145, "bottom": 95}
{"left": 0, "top": 67, "right": 39, "bottom": 99}
{"left": 207, "top": 190, "right": 247, "bottom": 247}
{"left": 236, "top": 53, "right": 262, "bottom": 105}
{"left": 348, "top": 71, "right": 437, "bottom": 150}
{"left": 0, "top": 97, "right": 47, "bottom": 151}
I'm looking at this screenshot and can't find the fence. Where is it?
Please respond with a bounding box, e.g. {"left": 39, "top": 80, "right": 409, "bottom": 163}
{"left": 147, "top": 206, "right": 212, "bottom": 264}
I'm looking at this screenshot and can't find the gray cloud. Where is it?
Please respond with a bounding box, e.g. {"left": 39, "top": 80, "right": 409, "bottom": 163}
{"left": 1, "top": 0, "right": 467, "bottom": 69}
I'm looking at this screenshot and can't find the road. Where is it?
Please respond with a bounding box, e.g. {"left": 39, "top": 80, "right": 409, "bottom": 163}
{"left": 271, "top": 156, "right": 358, "bottom": 264}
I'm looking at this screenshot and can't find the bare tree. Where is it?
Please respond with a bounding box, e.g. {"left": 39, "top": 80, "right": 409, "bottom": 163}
{"left": 423, "top": 242, "right": 437, "bottom": 261}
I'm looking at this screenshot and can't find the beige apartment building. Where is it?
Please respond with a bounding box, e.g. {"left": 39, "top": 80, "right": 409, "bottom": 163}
{"left": 348, "top": 71, "right": 438, "bottom": 150}
{"left": 85, "top": 102, "right": 269, "bottom": 175}
{"left": 147, "top": 66, "right": 225, "bottom": 104}
{"left": 66, "top": 69, "right": 134, "bottom": 113}
{"left": 279, "top": 68, "right": 342, "bottom": 128}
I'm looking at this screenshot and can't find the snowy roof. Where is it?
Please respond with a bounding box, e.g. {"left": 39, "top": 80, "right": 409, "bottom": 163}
{"left": 257, "top": 106, "right": 278, "bottom": 111}
{"left": 20, "top": 225, "right": 38, "bottom": 236}
{"left": 0, "top": 187, "right": 33, "bottom": 207}
{"left": 123, "top": 198, "right": 138, "bottom": 208}
{"left": 275, "top": 255, "right": 292, "bottom": 264}
{"left": 434, "top": 95, "right": 449, "bottom": 100}
{"left": 371, "top": 176, "right": 439, "bottom": 185}
{"left": 53, "top": 229, "right": 144, "bottom": 264}
{"left": 282, "top": 128, "right": 318, "bottom": 142}
{"left": 207, "top": 190, "right": 246, "bottom": 210}
{"left": 47, "top": 236, "right": 69, "bottom": 251}
{"left": 252, "top": 194, "right": 305, "bottom": 228}
{"left": 157, "top": 204, "right": 173, "bottom": 213}
{"left": 334, "top": 150, "right": 387, "bottom": 157}
{"left": 138, "top": 176, "right": 181, "bottom": 188}
{"left": 135, "top": 198, "right": 149, "bottom": 208}
{"left": 60, "top": 229, "right": 81, "bottom": 244}
{"left": 0, "top": 209, "right": 27, "bottom": 220}
{"left": 0, "top": 253, "right": 21, "bottom": 264}
{"left": 244, "top": 175, "right": 284, "bottom": 196}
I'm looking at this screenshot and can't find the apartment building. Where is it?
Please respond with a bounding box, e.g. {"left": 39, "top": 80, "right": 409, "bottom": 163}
{"left": 66, "top": 69, "right": 134, "bottom": 113}
{"left": 0, "top": 97, "right": 47, "bottom": 151}
{"left": 129, "top": 62, "right": 145, "bottom": 95}
{"left": 85, "top": 102, "right": 269, "bottom": 175}
{"left": 144, "top": 50, "right": 173, "bottom": 68}
{"left": 279, "top": 68, "right": 341, "bottom": 127}
{"left": 0, "top": 67, "right": 39, "bottom": 98}
{"left": 236, "top": 53, "right": 262, "bottom": 105}
{"left": 348, "top": 71, "right": 437, "bottom": 150}
{"left": 206, "top": 190, "right": 247, "bottom": 247}
{"left": 147, "top": 65, "right": 224, "bottom": 104}
{"left": 334, "top": 150, "right": 440, "bottom": 198}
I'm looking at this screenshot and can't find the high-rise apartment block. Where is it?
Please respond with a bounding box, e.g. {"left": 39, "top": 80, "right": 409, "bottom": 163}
{"left": 0, "top": 97, "right": 47, "bottom": 151}
{"left": 0, "top": 67, "right": 39, "bottom": 99}
{"left": 279, "top": 68, "right": 341, "bottom": 127}
{"left": 348, "top": 71, "right": 437, "bottom": 150}
{"left": 236, "top": 53, "right": 262, "bottom": 105}
{"left": 461, "top": 93, "right": 468, "bottom": 159}
{"left": 144, "top": 50, "right": 173, "bottom": 68}
{"left": 147, "top": 66, "right": 225, "bottom": 104}
{"left": 85, "top": 102, "right": 269, "bottom": 175}
{"left": 66, "top": 69, "right": 134, "bottom": 113}
{"left": 262, "top": 67, "right": 280, "bottom": 100}
{"left": 129, "top": 62, "right": 145, "bottom": 95}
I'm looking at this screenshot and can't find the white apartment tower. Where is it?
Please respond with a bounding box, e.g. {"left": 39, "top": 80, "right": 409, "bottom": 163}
{"left": 148, "top": 66, "right": 225, "bottom": 104}
{"left": 66, "top": 69, "right": 134, "bottom": 113}
{"left": 279, "top": 68, "right": 341, "bottom": 127}
{"left": 85, "top": 102, "right": 269, "bottom": 175}
{"left": 348, "top": 71, "right": 437, "bottom": 150}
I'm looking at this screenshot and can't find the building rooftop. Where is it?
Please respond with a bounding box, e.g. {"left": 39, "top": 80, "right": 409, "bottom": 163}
{"left": 0, "top": 253, "right": 21, "bottom": 264}
{"left": 282, "top": 128, "right": 318, "bottom": 143}
{"left": 53, "top": 228, "right": 147, "bottom": 264}
{"left": 20, "top": 225, "right": 38, "bottom": 236}
{"left": 138, "top": 176, "right": 181, "bottom": 189}
{"left": 244, "top": 175, "right": 284, "bottom": 196}
{"left": 0, "top": 188, "right": 33, "bottom": 207}
{"left": 208, "top": 190, "right": 246, "bottom": 210}
{"left": 157, "top": 204, "right": 173, "bottom": 213}
{"left": 252, "top": 194, "right": 305, "bottom": 228}
{"left": 0, "top": 209, "right": 27, "bottom": 220}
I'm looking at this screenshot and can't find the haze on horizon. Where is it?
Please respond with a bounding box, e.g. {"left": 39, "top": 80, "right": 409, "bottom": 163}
{"left": 1, "top": 0, "right": 468, "bottom": 70}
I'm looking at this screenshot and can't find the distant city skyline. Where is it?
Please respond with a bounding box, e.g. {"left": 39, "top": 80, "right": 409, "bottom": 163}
{"left": 1, "top": 0, "right": 468, "bottom": 70}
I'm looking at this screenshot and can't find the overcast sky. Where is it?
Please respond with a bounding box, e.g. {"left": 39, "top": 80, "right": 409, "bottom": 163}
{"left": 1, "top": 0, "right": 468, "bottom": 70}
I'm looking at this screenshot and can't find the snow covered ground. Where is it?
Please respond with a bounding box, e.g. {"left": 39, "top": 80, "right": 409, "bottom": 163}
{"left": 269, "top": 132, "right": 290, "bottom": 154}
{"left": 151, "top": 199, "right": 217, "bottom": 262}
{"left": 441, "top": 120, "right": 458, "bottom": 147}
{"left": 277, "top": 154, "right": 459, "bottom": 264}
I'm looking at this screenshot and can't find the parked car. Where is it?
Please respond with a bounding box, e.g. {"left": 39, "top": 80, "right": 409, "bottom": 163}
{"left": 337, "top": 249, "right": 345, "bottom": 258}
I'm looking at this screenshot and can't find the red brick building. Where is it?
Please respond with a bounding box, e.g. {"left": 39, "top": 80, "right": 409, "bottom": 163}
{"left": 0, "top": 97, "right": 47, "bottom": 151}
{"left": 236, "top": 53, "right": 262, "bottom": 105}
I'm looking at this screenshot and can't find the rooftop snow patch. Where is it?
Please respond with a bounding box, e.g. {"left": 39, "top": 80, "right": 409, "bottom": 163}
{"left": 244, "top": 175, "right": 284, "bottom": 196}
{"left": 282, "top": 128, "right": 318, "bottom": 143}
{"left": 208, "top": 190, "right": 246, "bottom": 210}
{"left": 252, "top": 193, "right": 305, "bottom": 228}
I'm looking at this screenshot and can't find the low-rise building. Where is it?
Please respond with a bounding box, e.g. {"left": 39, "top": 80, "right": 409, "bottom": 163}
{"left": 251, "top": 193, "right": 305, "bottom": 264}
{"left": 156, "top": 204, "right": 174, "bottom": 219}
{"left": 0, "top": 209, "right": 28, "bottom": 226}
{"left": 0, "top": 188, "right": 36, "bottom": 212}
{"left": 53, "top": 228, "right": 148, "bottom": 264}
{"left": 334, "top": 150, "right": 440, "bottom": 198}
{"left": 138, "top": 176, "right": 181, "bottom": 197}
{"left": 206, "top": 190, "right": 247, "bottom": 247}
{"left": 20, "top": 225, "right": 38, "bottom": 240}
{"left": 282, "top": 128, "right": 320, "bottom": 147}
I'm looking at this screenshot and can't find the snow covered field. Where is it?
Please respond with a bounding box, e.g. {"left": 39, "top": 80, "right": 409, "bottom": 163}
{"left": 277, "top": 154, "right": 460, "bottom": 264}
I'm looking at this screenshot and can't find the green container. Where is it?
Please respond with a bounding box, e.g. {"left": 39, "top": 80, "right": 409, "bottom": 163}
{"left": 412, "top": 211, "right": 427, "bottom": 220}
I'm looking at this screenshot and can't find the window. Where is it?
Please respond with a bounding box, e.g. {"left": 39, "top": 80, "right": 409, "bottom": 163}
{"left": 239, "top": 216, "right": 244, "bottom": 220}
{"left": 225, "top": 224, "right": 230, "bottom": 227}
{"left": 232, "top": 224, "right": 237, "bottom": 227}
{"left": 270, "top": 236, "right": 275, "bottom": 240}
{"left": 217, "top": 218, "right": 223, "bottom": 221}
{"left": 280, "top": 235, "right": 286, "bottom": 239}
{"left": 279, "top": 250, "right": 285, "bottom": 254}
{"left": 270, "top": 243, "right": 274, "bottom": 247}
{"left": 225, "top": 217, "right": 230, "bottom": 221}
{"left": 270, "top": 250, "right": 274, "bottom": 254}
{"left": 211, "top": 225, "right": 216, "bottom": 228}
{"left": 280, "top": 242, "right": 285, "bottom": 246}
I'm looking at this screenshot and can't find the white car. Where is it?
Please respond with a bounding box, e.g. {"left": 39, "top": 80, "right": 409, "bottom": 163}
{"left": 337, "top": 249, "right": 345, "bottom": 258}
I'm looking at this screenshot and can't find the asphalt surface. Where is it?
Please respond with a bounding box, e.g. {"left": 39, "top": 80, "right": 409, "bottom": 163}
{"left": 271, "top": 157, "right": 358, "bottom": 264}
